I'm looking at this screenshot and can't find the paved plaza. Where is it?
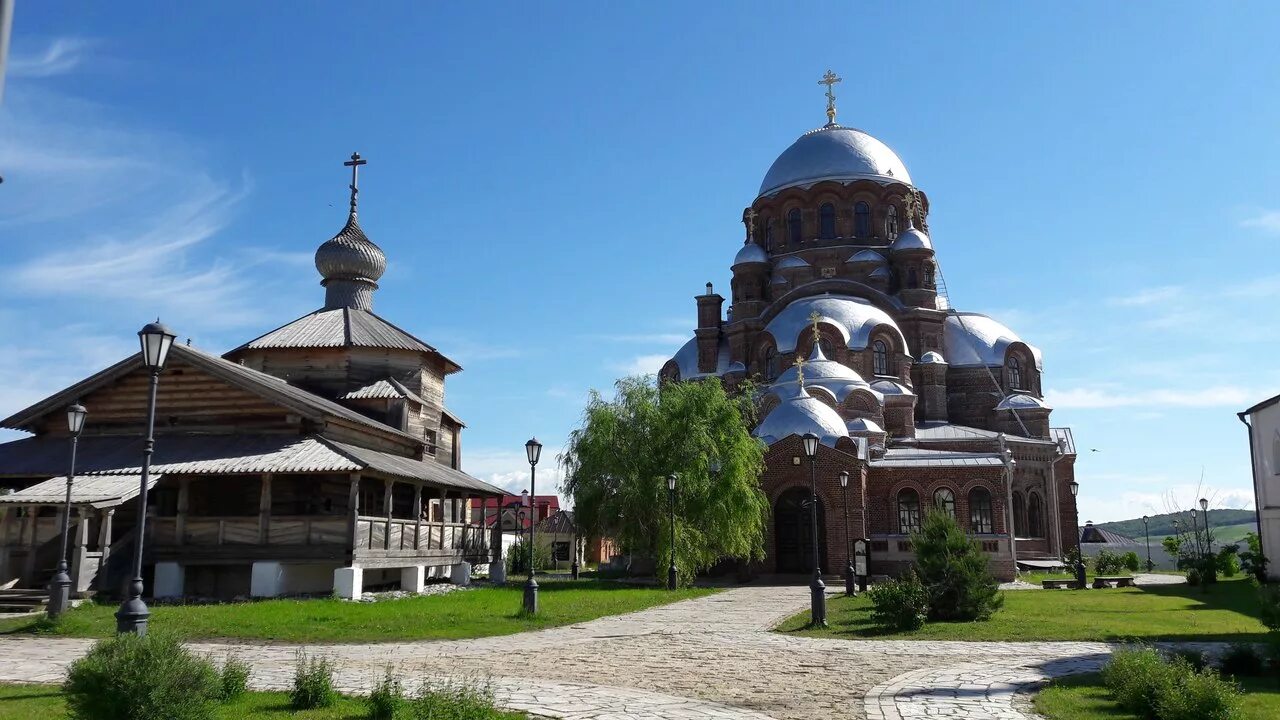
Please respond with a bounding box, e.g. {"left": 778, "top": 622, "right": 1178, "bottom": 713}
{"left": 0, "top": 581, "right": 1209, "bottom": 719}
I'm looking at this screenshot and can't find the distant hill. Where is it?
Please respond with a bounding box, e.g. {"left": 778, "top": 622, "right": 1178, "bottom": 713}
{"left": 1094, "top": 510, "right": 1256, "bottom": 541}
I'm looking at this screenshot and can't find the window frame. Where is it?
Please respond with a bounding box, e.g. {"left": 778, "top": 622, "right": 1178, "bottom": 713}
{"left": 872, "top": 339, "right": 889, "bottom": 376}
{"left": 818, "top": 202, "right": 836, "bottom": 239}
{"left": 969, "top": 488, "right": 994, "bottom": 534}
{"left": 897, "top": 488, "right": 921, "bottom": 534}
{"left": 854, "top": 201, "right": 871, "bottom": 238}
{"left": 787, "top": 208, "right": 803, "bottom": 246}
{"left": 933, "top": 487, "right": 956, "bottom": 519}
{"left": 1008, "top": 356, "right": 1023, "bottom": 391}
{"left": 885, "top": 205, "right": 899, "bottom": 240}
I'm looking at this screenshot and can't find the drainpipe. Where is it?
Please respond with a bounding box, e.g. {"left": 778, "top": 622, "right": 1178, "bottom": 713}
{"left": 1049, "top": 438, "right": 1069, "bottom": 560}
{"left": 1000, "top": 434, "right": 1017, "bottom": 572}
{"left": 1237, "top": 412, "right": 1264, "bottom": 542}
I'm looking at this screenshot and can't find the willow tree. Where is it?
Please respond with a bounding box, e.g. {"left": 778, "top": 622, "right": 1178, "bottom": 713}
{"left": 560, "top": 376, "right": 768, "bottom": 584}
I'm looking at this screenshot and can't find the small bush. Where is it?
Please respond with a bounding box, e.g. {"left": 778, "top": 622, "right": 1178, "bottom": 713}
{"left": 1171, "top": 648, "right": 1208, "bottom": 672}
{"left": 367, "top": 666, "right": 407, "bottom": 720}
{"left": 63, "top": 631, "right": 220, "bottom": 720}
{"left": 1240, "top": 532, "right": 1269, "bottom": 584}
{"left": 218, "top": 653, "right": 250, "bottom": 702}
{"left": 1186, "top": 566, "right": 1202, "bottom": 586}
{"left": 1216, "top": 545, "right": 1241, "bottom": 578}
{"left": 1156, "top": 667, "right": 1243, "bottom": 720}
{"left": 1218, "top": 644, "right": 1265, "bottom": 678}
{"left": 1094, "top": 549, "right": 1126, "bottom": 575}
{"left": 867, "top": 571, "right": 929, "bottom": 631}
{"left": 1123, "top": 551, "right": 1142, "bottom": 572}
{"left": 291, "top": 651, "right": 337, "bottom": 710}
{"left": 1103, "top": 648, "right": 1182, "bottom": 715}
{"left": 412, "top": 678, "right": 501, "bottom": 719}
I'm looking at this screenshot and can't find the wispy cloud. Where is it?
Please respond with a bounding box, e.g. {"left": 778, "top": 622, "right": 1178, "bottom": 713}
{"left": 463, "top": 446, "right": 566, "bottom": 497}
{"left": 1046, "top": 384, "right": 1256, "bottom": 409}
{"left": 8, "top": 38, "right": 92, "bottom": 78}
{"left": 1240, "top": 209, "right": 1280, "bottom": 234}
{"left": 1108, "top": 285, "right": 1183, "bottom": 307}
{"left": 590, "top": 332, "right": 688, "bottom": 345}
{"left": 613, "top": 354, "right": 668, "bottom": 376}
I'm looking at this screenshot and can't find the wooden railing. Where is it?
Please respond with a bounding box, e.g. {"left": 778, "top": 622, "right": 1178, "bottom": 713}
{"left": 149, "top": 516, "right": 347, "bottom": 546}
{"left": 353, "top": 517, "right": 486, "bottom": 552}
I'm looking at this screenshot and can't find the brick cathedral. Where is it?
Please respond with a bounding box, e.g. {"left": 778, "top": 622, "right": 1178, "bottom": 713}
{"left": 660, "top": 74, "right": 1080, "bottom": 580}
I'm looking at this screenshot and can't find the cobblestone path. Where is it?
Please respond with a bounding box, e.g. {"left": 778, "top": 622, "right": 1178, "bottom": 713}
{"left": 0, "top": 585, "right": 1209, "bottom": 719}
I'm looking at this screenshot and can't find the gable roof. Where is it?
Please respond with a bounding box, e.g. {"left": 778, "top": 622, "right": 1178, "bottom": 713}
{"left": 1, "top": 344, "right": 420, "bottom": 447}
{"left": 229, "top": 307, "right": 460, "bottom": 374}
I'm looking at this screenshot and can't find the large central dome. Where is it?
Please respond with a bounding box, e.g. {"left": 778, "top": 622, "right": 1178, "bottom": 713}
{"left": 758, "top": 125, "right": 911, "bottom": 197}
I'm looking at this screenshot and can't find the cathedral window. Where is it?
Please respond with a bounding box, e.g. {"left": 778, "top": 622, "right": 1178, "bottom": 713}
{"left": 969, "top": 488, "right": 993, "bottom": 534}
{"left": 885, "top": 205, "right": 899, "bottom": 240}
{"left": 907, "top": 266, "right": 919, "bottom": 289}
{"left": 787, "top": 208, "right": 802, "bottom": 246}
{"left": 819, "top": 203, "right": 836, "bottom": 239}
{"left": 897, "top": 489, "right": 921, "bottom": 534}
{"left": 1008, "top": 356, "right": 1023, "bottom": 391}
{"left": 933, "top": 488, "right": 956, "bottom": 519}
{"left": 765, "top": 222, "right": 775, "bottom": 252}
{"left": 872, "top": 340, "right": 889, "bottom": 376}
{"left": 1012, "top": 491, "right": 1026, "bottom": 537}
{"left": 1028, "top": 492, "right": 1045, "bottom": 538}
{"left": 764, "top": 347, "right": 779, "bottom": 381}
{"left": 923, "top": 263, "right": 935, "bottom": 288}
{"left": 854, "top": 201, "right": 871, "bottom": 238}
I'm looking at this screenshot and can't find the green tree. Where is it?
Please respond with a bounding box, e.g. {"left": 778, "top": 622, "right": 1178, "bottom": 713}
{"left": 561, "top": 376, "right": 768, "bottom": 584}
{"left": 911, "top": 509, "right": 1004, "bottom": 621}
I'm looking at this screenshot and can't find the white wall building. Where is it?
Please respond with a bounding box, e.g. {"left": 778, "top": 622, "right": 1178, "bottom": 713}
{"left": 1240, "top": 395, "right": 1280, "bottom": 581}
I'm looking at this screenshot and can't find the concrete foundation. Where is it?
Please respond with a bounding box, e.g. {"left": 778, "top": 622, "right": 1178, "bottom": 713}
{"left": 400, "top": 565, "right": 426, "bottom": 594}
{"left": 334, "top": 566, "right": 363, "bottom": 600}
{"left": 450, "top": 562, "right": 471, "bottom": 586}
{"left": 153, "top": 562, "right": 184, "bottom": 598}
{"left": 250, "top": 561, "right": 283, "bottom": 597}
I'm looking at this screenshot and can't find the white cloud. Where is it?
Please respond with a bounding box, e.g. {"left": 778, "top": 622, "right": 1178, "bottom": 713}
{"left": 1240, "top": 210, "right": 1280, "bottom": 234}
{"left": 1108, "top": 286, "right": 1183, "bottom": 307}
{"left": 591, "top": 333, "right": 688, "bottom": 345}
{"left": 463, "top": 446, "right": 566, "bottom": 497}
{"left": 613, "top": 354, "right": 668, "bottom": 376}
{"left": 8, "top": 38, "right": 92, "bottom": 78}
{"left": 1046, "top": 385, "right": 1256, "bottom": 409}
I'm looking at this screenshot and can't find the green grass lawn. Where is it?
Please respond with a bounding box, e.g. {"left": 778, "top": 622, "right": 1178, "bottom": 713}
{"left": 0, "top": 683, "right": 525, "bottom": 719}
{"left": 776, "top": 577, "right": 1271, "bottom": 642}
{"left": 1033, "top": 672, "right": 1280, "bottom": 719}
{"left": 0, "top": 581, "right": 716, "bottom": 643}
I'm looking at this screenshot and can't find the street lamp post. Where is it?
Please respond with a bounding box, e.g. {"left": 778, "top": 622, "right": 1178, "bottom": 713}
{"left": 1199, "top": 498, "right": 1210, "bottom": 556}
{"left": 48, "top": 403, "right": 88, "bottom": 619}
{"left": 570, "top": 515, "right": 580, "bottom": 581}
{"left": 116, "top": 321, "right": 176, "bottom": 635}
{"left": 1142, "top": 515, "right": 1153, "bottom": 572}
{"left": 1069, "top": 480, "right": 1086, "bottom": 589}
{"left": 802, "top": 432, "right": 826, "bottom": 627}
{"left": 839, "top": 470, "right": 854, "bottom": 597}
{"left": 523, "top": 438, "right": 542, "bottom": 615}
{"left": 666, "top": 474, "right": 678, "bottom": 590}
{"left": 1190, "top": 507, "right": 1200, "bottom": 559}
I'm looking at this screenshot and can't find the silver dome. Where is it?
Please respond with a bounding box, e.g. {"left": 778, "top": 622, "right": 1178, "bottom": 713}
{"left": 733, "top": 243, "right": 769, "bottom": 266}
{"left": 753, "top": 383, "right": 848, "bottom": 447}
{"left": 774, "top": 343, "right": 869, "bottom": 401}
{"left": 995, "top": 393, "right": 1051, "bottom": 411}
{"left": 890, "top": 226, "right": 932, "bottom": 253}
{"left": 919, "top": 351, "right": 947, "bottom": 365}
{"left": 759, "top": 125, "right": 912, "bottom": 197}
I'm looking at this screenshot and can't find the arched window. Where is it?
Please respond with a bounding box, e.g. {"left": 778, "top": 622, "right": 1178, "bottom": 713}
{"left": 1012, "top": 491, "right": 1026, "bottom": 537}
{"left": 787, "top": 208, "right": 802, "bottom": 246}
{"left": 897, "top": 489, "right": 921, "bottom": 534}
{"left": 969, "top": 488, "right": 993, "bottom": 534}
{"left": 764, "top": 222, "right": 775, "bottom": 253}
{"left": 1028, "top": 493, "right": 1044, "bottom": 538}
{"left": 907, "top": 266, "right": 919, "bottom": 289}
{"left": 819, "top": 203, "right": 836, "bottom": 239}
{"left": 933, "top": 488, "right": 956, "bottom": 519}
{"left": 872, "top": 340, "right": 889, "bottom": 376}
{"left": 1008, "top": 356, "right": 1023, "bottom": 390}
{"left": 764, "top": 347, "right": 779, "bottom": 381}
{"left": 854, "top": 201, "right": 871, "bottom": 238}
{"left": 923, "top": 263, "right": 935, "bottom": 288}
{"left": 885, "top": 205, "right": 899, "bottom": 240}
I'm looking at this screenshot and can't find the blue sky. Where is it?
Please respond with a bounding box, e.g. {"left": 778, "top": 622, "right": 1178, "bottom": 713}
{"left": 2, "top": 2, "right": 1279, "bottom": 523}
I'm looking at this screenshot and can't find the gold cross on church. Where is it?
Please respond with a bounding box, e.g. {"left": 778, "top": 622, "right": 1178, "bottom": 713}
{"left": 808, "top": 310, "right": 823, "bottom": 349}
{"left": 344, "top": 152, "right": 367, "bottom": 215}
{"left": 818, "top": 69, "right": 842, "bottom": 125}
{"left": 744, "top": 207, "right": 758, "bottom": 242}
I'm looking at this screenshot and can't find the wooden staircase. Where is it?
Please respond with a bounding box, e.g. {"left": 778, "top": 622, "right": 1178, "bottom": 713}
{"left": 0, "top": 588, "right": 48, "bottom": 614}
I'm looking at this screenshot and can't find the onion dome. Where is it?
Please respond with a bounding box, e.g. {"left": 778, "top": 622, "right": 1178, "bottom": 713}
{"left": 919, "top": 351, "right": 947, "bottom": 365}
{"left": 733, "top": 242, "right": 769, "bottom": 267}
{"left": 316, "top": 153, "right": 386, "bottom": 311}
{"left": 753, "top": 382, "right": 848, "bottom": 447}
{"left": 759, "top": 125, "right": 912, "bottom": 197}
{"left": 775, "top": 343, "right": 869, "bottom": 401}
{"left": 890, "top": 212, "right": 932, "bottom": 253}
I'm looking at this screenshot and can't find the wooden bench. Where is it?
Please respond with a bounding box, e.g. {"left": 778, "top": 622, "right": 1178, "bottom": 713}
{"left": 1092, "top": 576, "right": 1137, "bottom": 588}
{"left": 1041, "top": 578, "right": 1080, "bottom": 590}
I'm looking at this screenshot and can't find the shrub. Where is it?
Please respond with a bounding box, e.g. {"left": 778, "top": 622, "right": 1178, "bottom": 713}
{"left": 505, "top": 536, "right": 553, "bottom": 576}
{"left": 1102, "top": 648, "right": 1183, "bottom": 715}
{"left": 218, "top": 653, "right": 251, "bottom": 702}
{"left": 63, "top": 631, "right": 220, "bottom": 720}
{"left": 1156, "top": 667, "right": 1243, "bottom": 720}
{"left": 291, "top": 651, "right": 337, "bottom": 710}
{"left": 911, "top": 510, "right": 1003, "bottom": 621}
{"left": 1240, "top": 532, "right": 1269, "bottom": 584}
{"left": 1171, "top": 648, "right": 1208, "bottom": 672}
{"left": 1095, "top": 549, "right": 1126, "bottom": 575}
{"left": 367, "top": 666, "right": 408, "bottom": 720}
{"left": 1218, "top": 644, "right": 1265, "bottom": 678}
{"left": 412, "top": 678, "right": 501, "bottom": 719}
{"left": 1186, "top": 566, "right": 1202, "bottom": 587}
{"left": 1217, "top": 549, "right": 1241, "bottom": 578}
{"left": 867, "top": 571, "right": 928, "bottom": 631}
{"left": 1259, "top": 584, "right": 1280, "bottom": 633}
{"left": 1123, "top": 551, "right": 1142, "bottom": 572}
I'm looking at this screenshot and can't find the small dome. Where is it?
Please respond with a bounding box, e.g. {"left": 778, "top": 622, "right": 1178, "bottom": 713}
{"left": 847, "top": 417, "right": 883, "bottom": 434}
{"left": 316, "top": 215, "right": 386, "bottom": 282}
{"left": 753, "top": 384, "right": 848, "bottom": 447}
{"left": 890, "top": 226, "right": 932, "bottom": 253}
{"left": 919, "top": 351, "right": 947, "bottom": 365}
{"left": 775, "top": 343, "right": 868, "bottom": 395}
{"left": 759, "top": 125, "right": 912, "bottom": 197}
{"left": 776, "top": 255, "right": 810, "bottom": 270}
{"left": 846, "top": 249, "right": 886, "bottom": 265}
{"left": 871, "top": 379, "right": 914, "bottom": 396}
{"left": 995, "top": 393, "right": 1052, "bottom": 411}
{"left": 733, "top": 243, "right": 769, "bottom": 267}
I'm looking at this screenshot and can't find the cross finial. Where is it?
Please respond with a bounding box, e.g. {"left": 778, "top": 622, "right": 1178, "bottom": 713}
{"left": 743, "top": 207, "right": 758, "bottom": 243}
{"left": 808, "top": 310, "right": 823, "bottom": 351}
{"left": 343, "top": 152, "right": 368, "bottom": 216}
{"left": 794, "top": 354, "right": 806, "bottom": 387}
{"left": 818, "top": 69, "right": 842, "bottom": 125}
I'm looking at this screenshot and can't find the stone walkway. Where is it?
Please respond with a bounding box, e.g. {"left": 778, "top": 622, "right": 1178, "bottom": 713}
{"left": 0, "top": 584, "right": 1207, "bottom": 719}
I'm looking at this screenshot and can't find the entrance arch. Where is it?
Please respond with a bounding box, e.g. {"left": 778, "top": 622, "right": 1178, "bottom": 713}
{"left": 774, "top": 487, "right": 828, "bottom": 574}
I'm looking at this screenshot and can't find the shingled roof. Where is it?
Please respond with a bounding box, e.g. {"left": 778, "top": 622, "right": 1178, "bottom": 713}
{"left": 228, "top": 307, "right": 460, "bottom": 374}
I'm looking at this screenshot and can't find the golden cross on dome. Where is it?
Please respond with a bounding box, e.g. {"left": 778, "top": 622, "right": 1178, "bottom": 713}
{"left": 344, "top": 152, "right": 367, "bottom": 215}
{"left": 808, "top": 310, "right": 823, "bottom": 350}
{"left": 818, "top": 69, "right": 842, "bottom": 125}
{"left": 794, "top": 354, "right": 807, "bottom": 387}
{"left": 744, "top": 207, "right": 758, "bottom": 242}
